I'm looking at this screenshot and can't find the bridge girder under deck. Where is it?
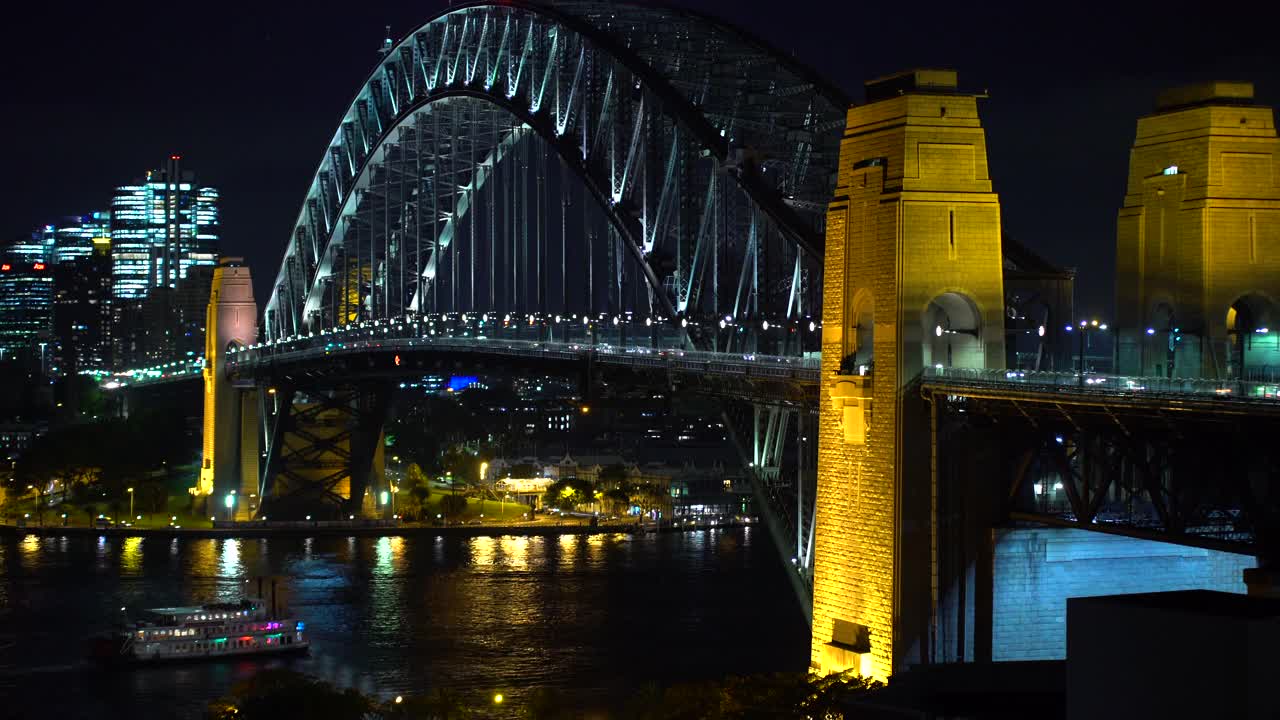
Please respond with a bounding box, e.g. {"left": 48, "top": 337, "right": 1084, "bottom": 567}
{"left": 923, "top": 380, "right": 1280, "bottom": 559}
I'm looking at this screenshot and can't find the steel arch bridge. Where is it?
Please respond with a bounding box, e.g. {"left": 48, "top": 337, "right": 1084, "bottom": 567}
{"left": 263, "top": 0, "right": 848, "bottom": 345}
{"left": 243, "top": 0, "right": 851, "bottom": 612}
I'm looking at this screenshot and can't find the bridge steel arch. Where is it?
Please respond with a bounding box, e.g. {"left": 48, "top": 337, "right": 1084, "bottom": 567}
{"left": 263, "top": 1, "right": 849, "bottom": 346}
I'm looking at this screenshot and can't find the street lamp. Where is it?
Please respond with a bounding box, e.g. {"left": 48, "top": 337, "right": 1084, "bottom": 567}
{"left": 127, "top": 487, "right": 134, "bottom": 519}
{"left": 1066, "top": 320, "right": 1109, "bottom": 386}
{"left": 224, "top": 490, "right": 236, "bottom": 521}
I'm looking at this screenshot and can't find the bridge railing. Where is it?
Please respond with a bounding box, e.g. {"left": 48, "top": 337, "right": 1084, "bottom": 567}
{"left": 922, "top": 365, "right": 1280, "bottom": 402}
{"left": 94, "top": 358, "right": 206, "bottom": 388}
{"left": 224, "top": 317, "right": 821, "bottom": 383}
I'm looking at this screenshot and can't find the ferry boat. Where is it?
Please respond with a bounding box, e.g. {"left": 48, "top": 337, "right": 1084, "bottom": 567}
{"left": 90, "top": 580, "right": 308, "bottom": 665}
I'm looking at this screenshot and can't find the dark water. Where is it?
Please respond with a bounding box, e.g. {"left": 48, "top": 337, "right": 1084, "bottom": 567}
{"left": 0, "top": 528, "right": 806, "bottom": 718}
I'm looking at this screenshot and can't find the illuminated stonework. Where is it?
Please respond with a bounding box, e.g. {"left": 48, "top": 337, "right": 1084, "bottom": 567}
{"left": 812, "top": 70, "right": 1005, "bottom": 680}
{"left": 1115, "top": 82, "right": 1280, "bottom": 378}
{"left": 197, "top": 258, "right": 258, "bottom": 516}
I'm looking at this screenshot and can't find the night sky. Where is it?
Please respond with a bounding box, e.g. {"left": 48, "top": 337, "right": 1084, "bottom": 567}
{"left": 4, "top": 1, "right": 1278, "bottom": 319}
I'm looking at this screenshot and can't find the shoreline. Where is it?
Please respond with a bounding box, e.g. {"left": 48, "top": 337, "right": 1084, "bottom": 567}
{"left": 0, "top": 520, "right": 748, "bottom": 540}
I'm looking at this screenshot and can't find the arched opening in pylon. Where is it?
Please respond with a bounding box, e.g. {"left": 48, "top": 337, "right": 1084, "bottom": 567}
{"left": 923, "top": 292, "right": 984, "bottom": 370}
{"left": 1227, "top": 293, "right": 1280, "bottom": 380}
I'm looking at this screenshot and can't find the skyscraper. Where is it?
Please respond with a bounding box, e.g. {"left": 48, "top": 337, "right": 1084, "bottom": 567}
{"left": 53, "top": 212, "right": 111, "bottom": 265}
{"left": 54, "top": 239, "right": 113, "bottom": 373}
{"left": 8, "top": 227, "right": 54, "bottom": 265}
{"left": 110, "top": 156, "right": 219, "bottom": 302}
{"left": 0, "top": 258, "right": 54, "bottom": 369}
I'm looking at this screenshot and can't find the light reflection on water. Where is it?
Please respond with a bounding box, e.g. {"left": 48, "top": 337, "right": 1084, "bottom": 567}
{"left": 0, "top": 529, "right": 804, "bottom": 719}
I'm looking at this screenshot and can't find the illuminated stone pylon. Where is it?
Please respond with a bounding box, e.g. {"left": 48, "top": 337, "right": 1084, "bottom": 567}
{"left": 1115, "top": 82, "right": 1280, "bottom": 379}
{"left": 198, "top": 258, "right": 259, "bottom": 518}
{"left": 811, "top": 70, "right": 1005, "bottom": 680}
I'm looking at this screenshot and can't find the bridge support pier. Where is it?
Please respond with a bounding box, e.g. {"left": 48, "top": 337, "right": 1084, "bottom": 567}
{"left": 198, "top": 259, "right": 259, "bottom": 518}
{"left": 259, "top": 383, "right": 390, "bottom": 519}
{"left": 812, "top": 70, "right": 1006, "bottom": 681}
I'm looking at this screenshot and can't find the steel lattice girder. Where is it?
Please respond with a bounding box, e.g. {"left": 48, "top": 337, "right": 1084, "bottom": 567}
{"left": 263, "top": 1, "right": 847, "bottom": 342}
{"left": 927, "top": 385, "right": 1280, "bottom": 555}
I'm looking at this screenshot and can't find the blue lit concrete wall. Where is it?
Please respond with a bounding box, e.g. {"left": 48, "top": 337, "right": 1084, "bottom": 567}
{"left": 992, "top": 527, "right": 1255, "bottom": 661}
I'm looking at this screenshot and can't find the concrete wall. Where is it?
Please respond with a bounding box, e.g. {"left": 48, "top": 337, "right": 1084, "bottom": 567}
{"left": 992, "top": 527, "right": 1255, "bottom": 660}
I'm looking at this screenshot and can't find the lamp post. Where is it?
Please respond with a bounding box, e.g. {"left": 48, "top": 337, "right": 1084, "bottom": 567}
{"left": 1067, "top": 320, "right": 1108, "bottom": 386}
{"left": 224, "top": 490, "right": 236, "bottom": 521}
{"left": 127, "top": 487, "right": 134, "bottom": 519}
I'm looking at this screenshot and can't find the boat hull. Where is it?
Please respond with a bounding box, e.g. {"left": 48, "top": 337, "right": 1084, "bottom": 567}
{"left": 90, "top": 637, "right": 310, "bottom": 667}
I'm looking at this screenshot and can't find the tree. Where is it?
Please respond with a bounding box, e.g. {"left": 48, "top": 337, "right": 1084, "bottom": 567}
{"left": 381, "top": 688, "right": 472, "bottom": 719}
{"left": 604, "top": 487, "right": 632, "bottom": 516}
{"left": 205, "top": 669, "right": 371, "bottom": 720}
{"left": 631, "top": 483, "right": 669, "bottom": 519}
{"left": 138, "top": 476, "right": 168, "bottom": 518}
{"left": 518, "top": 688, "right": 570, "bottom": 720}
{"left": 543, "top": 478, "right": 595, "bottom": 512}
{"left": 619, "top": 670, "right": 883, "bottom": 719}
{"left": 439, "top": 493, "right": 468, "bottom": 520}
{"left": 441, "top": 445, "right": 479, "bottom": 486}
{"left": 404, "top": 462, "right": 428, "bottom": 488}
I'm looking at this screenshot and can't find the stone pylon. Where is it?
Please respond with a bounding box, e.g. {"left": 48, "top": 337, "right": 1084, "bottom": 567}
{"left": 197, "top": 257, "right": 260, "bottom": 519}
{"left": 812, "top": 70, "right": 1005, "bottom": 680}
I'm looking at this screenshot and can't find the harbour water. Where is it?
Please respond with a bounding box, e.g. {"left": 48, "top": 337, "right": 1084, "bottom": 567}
{"left": 0, "top": 527, "right": 806, "bottom": 718}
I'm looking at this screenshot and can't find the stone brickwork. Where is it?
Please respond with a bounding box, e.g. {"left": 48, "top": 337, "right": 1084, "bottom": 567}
{"left": 992, "top": 527, "right": 1255, "bottom": 660}
{"left": 1115, "top": 82, "right": 1280, "bottom": 377}
{"left": 812, "top": 70, "right": 1005, "bottom": 680}
{"left": 198, "top": 259, "right": 258, "bottom": 516}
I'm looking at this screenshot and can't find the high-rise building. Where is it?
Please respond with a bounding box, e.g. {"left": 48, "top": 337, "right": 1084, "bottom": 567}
{"left": 0, "top": 257, "right": 55, "bottom": 370}
{"left": 8, "top": 227, "right": 54, "bottom": 265}
{"left": 54, "top": 240, "right": 113, "bottom": 373}
{"left": 110, "top": 156, "right": 219, "bottom": 302}
{"left": 53, "top": 212, "right": 111, "bottom": 265}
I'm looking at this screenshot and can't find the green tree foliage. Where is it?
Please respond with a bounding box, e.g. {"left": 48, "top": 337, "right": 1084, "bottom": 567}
{"left": 620, "top": 670, "right": 882, "bottom": 720}
{"left": 542, "top": 478, "right": 595, "bottom": 511}
{"left": 205, "top": 669, "right": 372, "bottom": 720}
{"left": 202, "top": 670, "right": 882, "bottom": 720}
{"left": 404, "top": 462, "right": 428, "bottom": 488}
{"left": 441, "top": 445, "right": 479, "bottom": 486}
{"left": 398, "top": 462, "right": 430, "bottom": 520}
{"left": 603, "top": 487, "right": 632, "bottom": 515}
{"left": 381, "top": 688, "right": 473, "bottom": 719}
{"left": 629, "top": 484, "right": 668, "bottom": 516}
{"left": 439, "top": 493, "right": 468, "bottom": 519}
{"left": 9, "top": 408, "right": 196, "bottom": 520}
{"left": 518, "top": 687, "right": 569, "bottom": 720}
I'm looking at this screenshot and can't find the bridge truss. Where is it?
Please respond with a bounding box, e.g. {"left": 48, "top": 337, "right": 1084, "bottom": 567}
{"left": 264, "top": 1, "right": 848, "bottom": 344}
{"left": 252, "top": 1, "right": 849, "bottom": 614}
